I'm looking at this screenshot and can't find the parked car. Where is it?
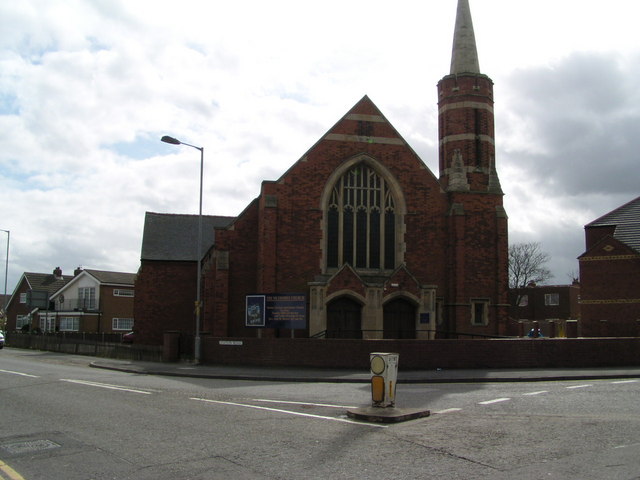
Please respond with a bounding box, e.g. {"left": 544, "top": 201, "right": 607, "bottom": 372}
{"left": 0, "top": 331, "right": 5, "bottom": 349}
{"left": 122, "top": 331, "right": 136, "bottom": 344}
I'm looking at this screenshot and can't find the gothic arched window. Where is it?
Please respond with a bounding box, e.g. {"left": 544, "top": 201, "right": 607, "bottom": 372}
{"left": 326, "top": 163, "right": 395, "bottom": 270}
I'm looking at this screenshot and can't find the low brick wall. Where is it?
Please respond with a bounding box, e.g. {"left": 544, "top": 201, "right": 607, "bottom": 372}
{"left": 202, "top": 337, "right": 640, "bottom": 369}
{"left": 6, "top": 332, "right": 163, "bottom": 362}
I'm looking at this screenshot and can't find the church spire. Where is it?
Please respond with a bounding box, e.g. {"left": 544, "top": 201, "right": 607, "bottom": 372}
{"left": 450, "top": 0, "right": 480, "bottom": 74}
{"left": 438, "top": 0, "right": 500, "bottom": 194}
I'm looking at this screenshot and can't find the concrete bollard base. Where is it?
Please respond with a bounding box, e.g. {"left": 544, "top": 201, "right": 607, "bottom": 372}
{"left": 346, "top": 406, "right": 430, "bottom": 423}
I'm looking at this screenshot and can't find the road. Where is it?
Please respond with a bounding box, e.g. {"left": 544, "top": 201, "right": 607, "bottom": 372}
{"left": 1, "top": 348, "right": 639, "bottom": 479}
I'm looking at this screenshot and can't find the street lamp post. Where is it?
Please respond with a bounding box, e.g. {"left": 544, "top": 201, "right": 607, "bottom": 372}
{"left": 161, "top": 136, "right": 204, "bottom": 363}
{"left": 1, "top": 229, "right": 9, "bottom": 313}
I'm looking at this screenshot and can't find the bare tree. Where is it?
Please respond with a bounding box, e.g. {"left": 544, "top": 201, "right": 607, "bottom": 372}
{"left": 509, "top": 241, "right": 552, "bottom": 289}
{"left": 566, "top": 270, "right": 579, "bottom": 284}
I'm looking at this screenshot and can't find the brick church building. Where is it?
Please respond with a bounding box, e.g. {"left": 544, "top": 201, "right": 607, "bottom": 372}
{"left": 135, "top": 0, "right": 509, "bottom": 345}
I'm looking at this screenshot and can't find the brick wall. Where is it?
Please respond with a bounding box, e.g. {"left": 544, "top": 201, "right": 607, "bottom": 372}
{"left": 134, "top": 260, "right": 197, "bottom": 345}
{"left": 100, "top": 285, "right": 135, "bottom": 333}
{"left": 580, "top": 236, "right": 640, "bottom": 337}
{"left": 202, "top": 336, "right": 640, "bottom": 369}
{"left": 5, "top": 279, "right": 30, "bottom": 331}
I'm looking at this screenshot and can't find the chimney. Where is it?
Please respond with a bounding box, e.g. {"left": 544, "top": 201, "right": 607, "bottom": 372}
{"left": 74, "top": 267, "right": 83, "bottom": 276}
{"left": 53, "top": 267, "right": 63, "bottom": 279}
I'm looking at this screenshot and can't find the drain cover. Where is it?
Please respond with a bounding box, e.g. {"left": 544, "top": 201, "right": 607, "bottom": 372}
{"left": 0, "top": 439, "right": 61, "bottom": 455}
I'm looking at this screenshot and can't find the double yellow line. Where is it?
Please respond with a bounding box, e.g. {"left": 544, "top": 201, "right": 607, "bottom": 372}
{"left": 0, "top": 460, "right": 25, "bottom": 480}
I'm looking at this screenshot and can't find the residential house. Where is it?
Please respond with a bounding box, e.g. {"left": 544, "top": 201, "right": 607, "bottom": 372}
{"left": 5, "top": 267, "right": 73, "bottom": 332}
{"left": 43, "top": 269, "right": 136, "bottom": 333}
{"left": 5, "top": 267, "right": 136, "bottom": 334}
{"left": 509, "top": 282, "right": 581, "bottom": 337}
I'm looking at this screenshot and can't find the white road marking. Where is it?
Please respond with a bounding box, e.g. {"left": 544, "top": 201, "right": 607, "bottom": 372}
{"left": 479, "top": 398, "right": 511, "bottom": 405}
{"left": 614, "top": 443, "right": 640, "bottom": 449}
{"left": 190, "top": 397, "right": 387, "bottom": 428}
{"left": 433, "top": 408, "right": 462, "bottom": 414}
{"left": 0, "top": 369, "right": 40, "bottom": 378}
{"left": 252, "top": 398, "right": 358, "bottom": 409}
{"left": 523, "top": 390, "right": 548, "bottom": 396}
{"left": 60, "top": 379, "right": 153, "bottom": 395}
{"left": 566, "top": 384, "right": 592, "bottom": 389}
{"left": 611, "top": 379, "right": 638, "bottom": 384}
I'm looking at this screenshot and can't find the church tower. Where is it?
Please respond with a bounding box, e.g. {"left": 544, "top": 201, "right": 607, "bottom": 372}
{"left": 438, "top": 0, "right": 500, "bottom": 193}
{"left": 438, "top": 0, "right": 509, "bottom": 335}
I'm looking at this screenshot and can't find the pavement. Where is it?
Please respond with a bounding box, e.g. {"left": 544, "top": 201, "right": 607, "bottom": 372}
{"left": 89, "top": 358, "right": 640, "bottom": 384}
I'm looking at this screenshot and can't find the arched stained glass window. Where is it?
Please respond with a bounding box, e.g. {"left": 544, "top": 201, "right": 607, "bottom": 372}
{"left": 326, "top": 163, "right": 395, "bottom": 270}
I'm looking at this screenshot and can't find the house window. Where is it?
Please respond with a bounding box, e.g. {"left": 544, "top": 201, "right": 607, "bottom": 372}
{"left": 471, "top": 300, "right": 489, "bottom": 326}
{"left": 20, "top": 293, "right": 27, "bottom": 303}
{"left": 16, "top": 315, "right": 29, "bottom": 329}
{"left": 113, "top": 289, "right": 134, "bottom": 297}
{"left": 112, "top": 318, "right": 134, "bottom": 331}
{"left": 59, "top": 317, "right": 80, "bottom": 332}
{"left": 39, "top": 315, "right": 56, "bottom": 332}
{"left": 518, "top": 295, "right": 528, "bottom": 307}
{"left": 78, "top": 287, "right": 96, "bottom": 310}
{"left": 545, "top": 293, "right": 559, "bottom": 306}
{"left": 326, "top": 163, "right": 395, "bottom": 270}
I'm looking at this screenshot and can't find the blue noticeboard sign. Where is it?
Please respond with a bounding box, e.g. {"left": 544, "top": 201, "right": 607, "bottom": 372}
{"left": 245, "top": 293, "right": 307, "bottom": 329}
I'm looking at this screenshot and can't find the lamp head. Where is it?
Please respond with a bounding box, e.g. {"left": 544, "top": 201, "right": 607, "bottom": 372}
{"left": 161, "top": 135, "right": 181, "bottom": 145}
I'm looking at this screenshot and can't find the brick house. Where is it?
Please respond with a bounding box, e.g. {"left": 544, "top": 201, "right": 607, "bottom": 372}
{"left": 579, "top": 195, "right": 640, "bottom": 336}
{"left": 5, "top": 267, "right": 136, "bottom": 334}
{"left": 509, "top": 282, "right": 581, "bottom": 337}
{"left": 44, "top": 269, "right": 137, "bottom": 334}
{"left": 134, "top": 0, "right": 509, "bottom": 345}
{"left": 5, "top": 267, "right": 73, "bottom": 332}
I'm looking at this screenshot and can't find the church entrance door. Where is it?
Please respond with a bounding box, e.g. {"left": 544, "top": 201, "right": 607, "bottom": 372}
{"left": 383, "top": 298, "right": 416, "bottom": 339}
{"left": 326, "top": 297, "right": 362, "bottom": 339}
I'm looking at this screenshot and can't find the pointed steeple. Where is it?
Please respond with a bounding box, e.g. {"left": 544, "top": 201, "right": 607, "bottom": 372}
{"left": 438, "top": 0, "right": 499, "bottom": 193}
{"left": 450, "top": 0, "right": 480, "bottom": 74}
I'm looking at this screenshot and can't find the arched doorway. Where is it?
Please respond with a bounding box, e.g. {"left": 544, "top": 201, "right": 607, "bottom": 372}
{"left": 326, "top": 297, "right": 362, "bottom": 339}
{"left": 383, "top": 298, "right": 416, "bottom": 339}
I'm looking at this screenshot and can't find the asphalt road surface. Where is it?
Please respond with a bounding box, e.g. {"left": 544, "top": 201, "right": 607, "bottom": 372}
{"left": 1, "top": 348, "right": 639, "bottom": 479}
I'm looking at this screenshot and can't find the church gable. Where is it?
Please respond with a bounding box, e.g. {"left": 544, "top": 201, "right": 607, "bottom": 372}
{"left": 272, "top": 95, "right": 441, "bottom": 204}
{"left": 244, "top": 95, "right": 448, "bottom": 289}
{"left": 579, "top": 234, "right": 639, "bottom": 261}
{"left": 383, "top": 265, "right": 422, "bottom": 298}
{"left": 325, "top": 264, "right": 367, "bottom": 299}
{"left": 322, "top": 95, "right": 413, "bottom": 148}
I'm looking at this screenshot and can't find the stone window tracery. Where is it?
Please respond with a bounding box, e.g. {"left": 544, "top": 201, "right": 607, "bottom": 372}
{"left": 326, "top": 163, "right": 395, "bottom": 270}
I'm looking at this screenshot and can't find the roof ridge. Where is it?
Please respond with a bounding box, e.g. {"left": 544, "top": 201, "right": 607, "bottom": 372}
{"left": 146, "top": 211, "right": 236, "bottom": 219}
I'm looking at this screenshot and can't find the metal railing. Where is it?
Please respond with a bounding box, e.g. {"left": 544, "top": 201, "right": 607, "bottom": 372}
{"left": 54, "top": 298, "right": 98, "bottom": 311}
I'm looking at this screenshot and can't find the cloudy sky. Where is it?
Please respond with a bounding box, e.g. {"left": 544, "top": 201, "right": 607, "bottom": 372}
{"left": 1, "top": 0, "right": 639, "bottom": 294}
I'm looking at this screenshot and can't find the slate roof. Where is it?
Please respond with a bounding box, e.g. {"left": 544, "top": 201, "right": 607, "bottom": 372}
{"left": 83, "top": 269, "right": 136, "bottom": 285}
{"left": 587, "top": 195, "right": 640, "bottom": 253}
{"left": 141, "top": 212, "right": 236, "bottom": 262}
{"left": 24, "top": 272, "right": 74, "bottom": 295}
